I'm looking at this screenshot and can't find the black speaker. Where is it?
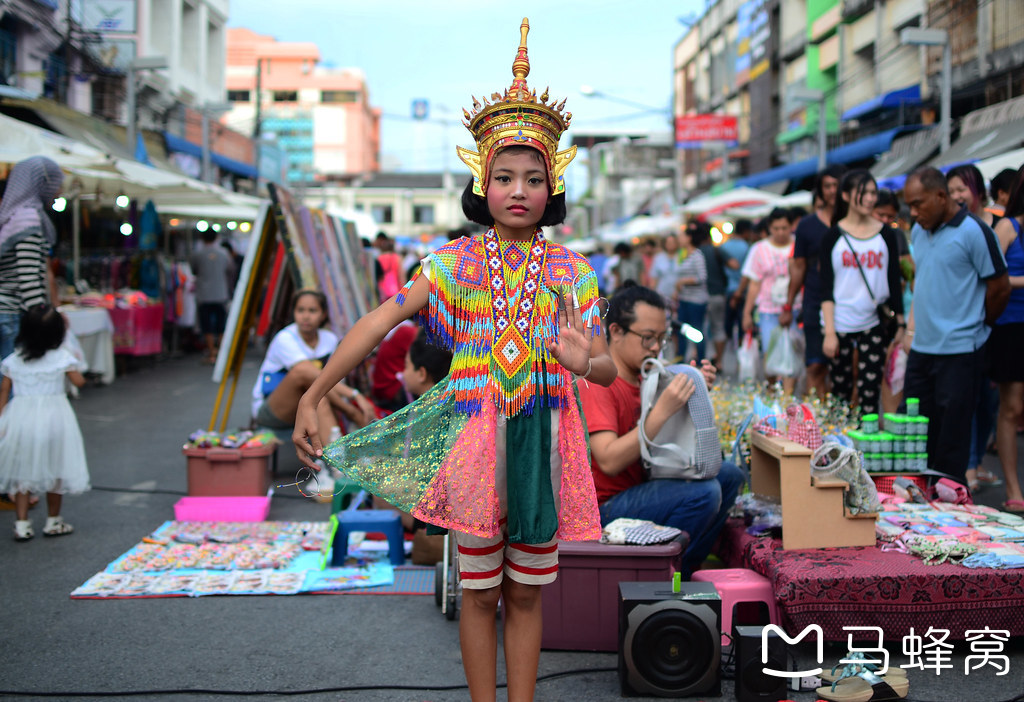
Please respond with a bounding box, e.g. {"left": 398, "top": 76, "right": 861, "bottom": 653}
{"left": 734, "top": 624, "right": 788, "bottom": 702}
{"left": 618, "top": 581, "right": 721, "bottom": 698}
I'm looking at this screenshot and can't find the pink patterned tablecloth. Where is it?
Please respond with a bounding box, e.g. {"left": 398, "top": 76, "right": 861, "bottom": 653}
{"left": 110, "top": 304, "right": 163, "bottom": 356}
{"left": 717, "top": 519, "right": 1024, "bottom": 641}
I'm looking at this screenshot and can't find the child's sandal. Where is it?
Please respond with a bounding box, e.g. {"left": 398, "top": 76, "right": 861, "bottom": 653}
{"left": 42, "top": 517, "right": 74, "bottom": 537}
{"left": 13, "top": 520, "right": 33, "bottom": 541}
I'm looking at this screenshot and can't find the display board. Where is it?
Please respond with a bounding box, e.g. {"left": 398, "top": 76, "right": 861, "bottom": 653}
{"left": 209, "top": 184, "right": 377, "bottom": 431}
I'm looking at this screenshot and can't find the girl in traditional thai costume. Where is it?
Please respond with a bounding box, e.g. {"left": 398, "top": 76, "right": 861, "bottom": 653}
{"left": 293, "top": 19, "right": 615, "bottom": 701}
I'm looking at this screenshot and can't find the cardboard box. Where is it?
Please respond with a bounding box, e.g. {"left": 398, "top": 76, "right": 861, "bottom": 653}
{"left": 541, "top": 540, "right": 683, "bottom": 652}
{"left": 183, "top": 444, "right": 275, "bottom": 496}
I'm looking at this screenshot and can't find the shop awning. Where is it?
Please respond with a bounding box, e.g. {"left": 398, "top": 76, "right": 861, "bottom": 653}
{"left": 732, "top": 159, "right": 817, "bottom": 190}
{"left": 0, "top": 96, "right": 173, "bottom": 166}
{"left": 872, "top": 128, "right": 939, "bottom": 183}
{"left": 0, "top": 113, "right": 108, "bottom": 167}
{"left": 163, "top": 132, "right": 258, "bottom": 180}
{"left": 928, "top": 95, "right": 1024, "bottom": 170}
{"left": 735, "top": 127, "right": 913, "bottom": 189}
{"left": 841, "top": 85, "right": 921, "bottom": 122}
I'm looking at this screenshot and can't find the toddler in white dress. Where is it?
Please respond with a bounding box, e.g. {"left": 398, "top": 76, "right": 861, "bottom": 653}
{"left": 0, "top": 305, "right": 89, "bottom": 540}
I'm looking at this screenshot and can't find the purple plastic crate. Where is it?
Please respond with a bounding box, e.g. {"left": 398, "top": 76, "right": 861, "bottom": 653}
{"left": 541, "top": 540, "right": 683, "bottom": 652}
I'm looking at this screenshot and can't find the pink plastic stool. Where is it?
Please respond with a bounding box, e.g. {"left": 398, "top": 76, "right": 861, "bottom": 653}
{"left": 691, "top": 568, "right": 780, "bottom": 645}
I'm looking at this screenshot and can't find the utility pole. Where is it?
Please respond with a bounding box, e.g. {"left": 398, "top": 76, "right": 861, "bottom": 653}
{"left": 64, "top": 0, "right": 73, "bottom": 104}
{"left": 253, "top": 58, "right": 263, "bottom": 139}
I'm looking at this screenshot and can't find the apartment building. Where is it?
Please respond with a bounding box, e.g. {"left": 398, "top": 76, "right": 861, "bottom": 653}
{"left": 224, "top": 28, "right": 381, "bottom": 185}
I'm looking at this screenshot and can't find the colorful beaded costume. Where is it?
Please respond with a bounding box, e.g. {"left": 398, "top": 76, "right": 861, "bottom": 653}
{"left": 323, "top": 18, "right": 602, "bottom": 544}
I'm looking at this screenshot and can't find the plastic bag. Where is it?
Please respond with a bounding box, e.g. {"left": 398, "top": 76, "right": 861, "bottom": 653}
{"left": 737, "top": 331, "right": 760, "bottom": 382}
{"left": 885, "top": 346, "right": 908, "bottom": 395}
{"left": 764, "top": 326, "right": 798, "bottom": 377}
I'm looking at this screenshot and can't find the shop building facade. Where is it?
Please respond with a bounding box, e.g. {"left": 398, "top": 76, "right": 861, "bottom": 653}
{"left": 673, "top": 0, "right": 1024, "bottom": 194}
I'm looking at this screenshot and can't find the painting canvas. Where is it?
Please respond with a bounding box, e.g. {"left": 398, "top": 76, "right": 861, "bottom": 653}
{"left": 267, "top": 184, "right": 318, "bottom": 291}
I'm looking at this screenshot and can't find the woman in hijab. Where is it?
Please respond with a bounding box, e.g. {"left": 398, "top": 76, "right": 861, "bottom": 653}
{"left": 0, "top": 156, "right": 64, "bottom": 363}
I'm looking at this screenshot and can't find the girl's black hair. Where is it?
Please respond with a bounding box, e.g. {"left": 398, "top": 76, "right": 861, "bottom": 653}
{"left": 991, "top": 168, "right": 1019, "bottom": 203}
{"left": 1004, "top": 165, "right": 1024, "bottom": 219}
{"left": 832, "top": 169, "right": 877, "bottom": 227}
{"left": 460, "top": 146, "right": 567, "bottom": 227}
{"left": 291, "top": 289, "right": 329, "bottom": 326}
{"left": 408, "top": 329, "right": 453, "bottom": 384}
{"left": 16, "top": 305, "right": 66, "bottom": 361}
{"left": 605, "top": 282, "right": 666, "bottom": 340}
{"left": 875, "top": 188, "right": 900, "bottom": 211}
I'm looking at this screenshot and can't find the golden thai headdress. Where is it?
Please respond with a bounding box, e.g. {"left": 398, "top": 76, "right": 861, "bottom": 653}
{"left": 457, "top": 18, "right": 576, "bottom": 198}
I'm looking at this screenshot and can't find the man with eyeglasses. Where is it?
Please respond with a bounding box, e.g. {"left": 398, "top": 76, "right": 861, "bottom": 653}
{"left": 578, "top": 283, "right": 745, "bottom": 577}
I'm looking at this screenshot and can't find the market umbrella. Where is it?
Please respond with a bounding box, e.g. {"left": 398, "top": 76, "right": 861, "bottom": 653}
{"left": 682, "top": 187, "right": 783, "bottom": 219}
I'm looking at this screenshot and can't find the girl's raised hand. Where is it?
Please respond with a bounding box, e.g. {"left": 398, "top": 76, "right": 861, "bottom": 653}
{"left": 292, "top": 401, "right": 324, "bottom": 471}
{"left": 546, "top": 289, "right": 592, "bottom": 376}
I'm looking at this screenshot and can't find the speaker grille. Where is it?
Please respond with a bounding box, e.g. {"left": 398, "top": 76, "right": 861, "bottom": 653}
{"left": 623, "top": 599, "right": 721, "bottom": 697}
{"left": 631, "top": 609, "right": 714, "bottom": 689}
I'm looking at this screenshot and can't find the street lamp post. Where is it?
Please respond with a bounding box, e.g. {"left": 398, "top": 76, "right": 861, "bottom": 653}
{"left": 900, "top": 27, "right": 951, "bottom": 154}
{"left": 125, "top": 56, "right": 168, "bottom": 157}
{"left": 791, "top": 85, "right": 827, "bottom": 173}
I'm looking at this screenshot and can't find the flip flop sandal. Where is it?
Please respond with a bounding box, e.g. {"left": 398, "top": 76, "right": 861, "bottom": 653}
{"left": 976, "top": 468, "right": 1003, "bottom": 486}
{"left": 821, "top": 663, "right": 907, "bottom": 684}
{"left": 1002, "top": 499, "right": 1024, "bottom": 514}
{"left": 819, "top": 670, "right": 909, "bottom": 702}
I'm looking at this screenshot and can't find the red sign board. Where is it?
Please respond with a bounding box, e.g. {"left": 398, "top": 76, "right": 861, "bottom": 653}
{"left": 675, "top": 114, "right": 739, "bottom": 149}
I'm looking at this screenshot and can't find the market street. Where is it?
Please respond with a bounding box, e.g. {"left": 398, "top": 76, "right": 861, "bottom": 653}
{"left": 1, "top": 352, "right": 1022, "bottom": 701}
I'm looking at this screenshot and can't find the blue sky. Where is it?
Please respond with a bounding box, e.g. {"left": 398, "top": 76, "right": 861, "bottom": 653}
{"left": 228, "top": 0, "right": 703, "bottom": 176}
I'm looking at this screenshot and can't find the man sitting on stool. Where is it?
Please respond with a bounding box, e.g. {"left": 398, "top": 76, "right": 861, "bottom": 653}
{"left": 578, "top": 283, "right": 745, "bottom": 578}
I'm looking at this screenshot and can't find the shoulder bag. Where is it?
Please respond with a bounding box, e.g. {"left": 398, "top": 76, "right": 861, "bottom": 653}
{"left": 841, "top": 232, "right": 897, "bottom": 338}
{"left": 638, "top": 358, "right": 722, "bottom": 480}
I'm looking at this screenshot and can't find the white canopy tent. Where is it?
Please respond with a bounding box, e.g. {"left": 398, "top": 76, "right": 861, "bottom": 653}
{"left": 681, "top": 187, "right": 784, "bottom": 218}
{"left": 722, "top": 190, "right": 814, "bottom": 220}
{"left": 0, "top": 112, "right": 267, "bottom": 279}
{"left": 976, "top": 148, "right": 1024, "bottom": 182}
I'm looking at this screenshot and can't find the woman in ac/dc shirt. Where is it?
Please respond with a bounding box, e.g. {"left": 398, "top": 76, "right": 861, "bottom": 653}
{"left": 820, "top": 170, "right": 905, "bottom": 416}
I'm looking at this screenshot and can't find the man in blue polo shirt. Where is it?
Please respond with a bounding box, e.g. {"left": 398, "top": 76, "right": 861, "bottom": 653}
{"left": 902, "top": 167, "right": 1010, "bottom": 482}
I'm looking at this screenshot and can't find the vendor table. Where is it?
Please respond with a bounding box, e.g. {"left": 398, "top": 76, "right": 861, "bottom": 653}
{"left": 59, "top": 305, "right": 115, "bottom": 384}
{"left": 717, "top": 519, "right": 1024, "bottom": 641}
{"left": 110, "top": 303, "right": 163, "bottom": 356}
